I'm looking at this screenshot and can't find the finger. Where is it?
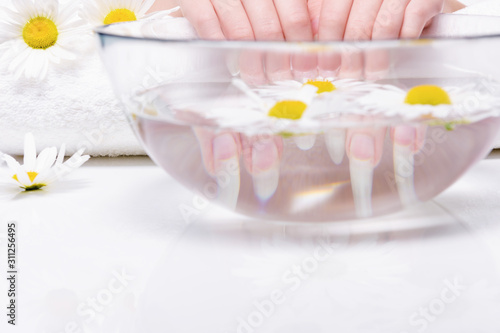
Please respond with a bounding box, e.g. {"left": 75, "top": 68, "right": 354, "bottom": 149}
{"left": 318, "top": 50, "right": 341, "bottom": 78}
{"left": 346, "top": 126, "right": 387, "bottom": 166}
{"left": 390, "top": 124, "right": 427, "bottom": 153}
{"left": 317, "top": 0, "right": 354, "bottom": 41}
{"left": 241, "top": 134, "right": 283, "bottom": 201}
{"left": 241, "top": 0, "right": 283, "bottom": 40}
{"left": 179, "top": 0, "right": 224, "bottom": 39}
{"left": 341, "top": 0, "right": 384, "bottom": 79}
{"left": 292, "top": 53, "right": 318, "bottom": 81}
{"left": 239, "top": 50, "right": 267, "bottom": 86}
{"left": 307, "top": 0, "right": 323, "bottom": 37}
{"left": 273, "top": 0, "right": 317, "bottom": 79}
{"left": 193, "top": 128, "right": 241, "bottom": 175}
{"left": 346, "top": 125, "right": 387, "bottom": 218}
{"left": 400, "top": 0, "right": 443, "bottom": 39}
{"left": 338, "top": 45, "right": 364, "bottom": 79}
{"left": 274, "top": 0, "right": 314, "bottom": 41}
{"left": 372, "top": 0, "right": 410, "bottom": 40}
{"left": 390, "top": 124, "right": 427, "bottom": 206}
{"left": 265, "top": 51, "right": 293, "bottom": 82}
{"left": 344, "top": 0, "right": 384, "bottom": 41}
{"left": 365, "top": 0, "right": 411, "bottom": 80}
{"left": 211, "top": 0, "right": 254, "bottom": 40}
{"left": 240, "top": 0, "right": 292, "bottom": 82}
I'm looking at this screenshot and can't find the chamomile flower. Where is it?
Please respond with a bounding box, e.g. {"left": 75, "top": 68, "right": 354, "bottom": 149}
{"left": 357, "top": 83, "right": 500, "bottom": 121}
{"left": 198, "top": 78, "right": 319, "bottom": 130}
{"left": 254, "top": 77, "right": 379, "bottom": 99}
{"left": 0, "top": 0, "right": 84, "bottom": 80}
{"left": 1, "top": 133, "right": 90, "bottom": 191}
{"left": 82, "top": 0, "right": 156, "bottom": 26}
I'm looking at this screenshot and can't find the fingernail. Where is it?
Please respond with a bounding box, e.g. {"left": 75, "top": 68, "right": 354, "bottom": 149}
{"left": 311, "top": 18, "right": 319, "bottom": 36}
{"left": 252, "top": 141, "right": 280, "bottom": 201}
{"left": 294, "top": 135, "right": 316, "bottom": 151}
{"left": 325, "top": 129, "right": 345, "bottom": 165}
{"left": 213, "top": 133, "right": 238, "bottom": 163}
{"left": 393, "top": 142, "right": 417, "bottom": 207}
{"left": 349, "top": 158, "right": 373, "bottom": 218}
{"left": 394, "top": 126, "right": 416, "bottom": 147}
{"left": 214, "top": 157, "right": 241, "bottom": 210}
{"left": 226, "top": 51, "right": 240, "bottom": 76}
{"left": 350, "top": 134, "right": 375, "bottom": 162}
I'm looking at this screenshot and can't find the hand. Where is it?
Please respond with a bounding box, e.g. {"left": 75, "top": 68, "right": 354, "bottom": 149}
{"left": 310, "top": 0, "right": 449, "bottom": 41}
{"left": 177, "top": 0, "right": 313, "bottom": 41}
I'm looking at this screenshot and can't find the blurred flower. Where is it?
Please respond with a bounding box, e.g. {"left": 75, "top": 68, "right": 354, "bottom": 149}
{"left": 0, "top": 0, "right": 84, "bottom": 80}
{"left": 82, "top": 0, "right": 155, "bottom": 26}
{"left": 358, "top": 83, "right": 500, "bottom": 121}
{"left": 254, "top": 78, "right": 379, "bottom": 99}
{"left": 1, "top": 133, "right": 90, "bottom": 191}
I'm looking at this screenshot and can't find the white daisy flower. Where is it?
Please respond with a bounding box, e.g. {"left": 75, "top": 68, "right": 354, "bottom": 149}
{"left": 0, "top": 0, "right": 85, "bottom": 80}
{"left": 254, "top": 77, "right": 379, "bottom": 99}
{"left": 357, "top": 83, "right": 500, "bottom": 123}
{"left": 199, "top": 79, "right": 320, "bottom": 130}
{"left": 82, "top": 0, "right": 156, "bottom": 26}
{"left": 1, "top": 133, "right": 90, "bottom": 191}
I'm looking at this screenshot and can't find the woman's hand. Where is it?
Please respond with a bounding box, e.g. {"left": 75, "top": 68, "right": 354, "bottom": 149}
{"left": 309, "top": 0, "right": 464, "bottom": 41}
{"left": 177, "top": 0, "right": 314, "bottom": 42}
{"left": 153, "top": 0, "right": 464, "bottom": 41}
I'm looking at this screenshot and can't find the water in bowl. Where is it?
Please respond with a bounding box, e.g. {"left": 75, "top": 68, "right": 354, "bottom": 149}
{"left": 131, "top": 78, "right": 500, "bottom": 222}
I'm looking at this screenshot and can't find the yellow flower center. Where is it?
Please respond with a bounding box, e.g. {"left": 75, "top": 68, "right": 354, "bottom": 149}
{"left": 22, "top": 17, "right": 58, "bottom": 50}
{"left": 13, "top": 171, "right": 39, "bottom": 183}
{"left": 104, "top": 9, "right": 137, "bottom": 25}
{"left": 305, "top": 80, "right": 336, "bottom": 94}
{"left": 268, "top": 101, "right": 307, "bottom": 120}
{"left": 404, "top": 85, "right": 452, "bottom": 106}
{"left": 12, "top": 172, "right": 46, "bottom": 191}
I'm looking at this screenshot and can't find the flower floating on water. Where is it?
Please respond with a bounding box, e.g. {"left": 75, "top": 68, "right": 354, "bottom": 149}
{"left": 0, "top": 0, "right": 84, "bottom": 80}
{"left": 1, "top": 133, "right": 90, "bottom": 191}
{"left": 404, "top": 85, "right": 452, "bottom": 106}
{"left": 357, "top": 83, "right": 500, "bottom": 121}
{"left": 82, "top": 0, "right": 156, "bottom": 26}
{"left": 254, "top": 78, "right": 378, "bottom": 99}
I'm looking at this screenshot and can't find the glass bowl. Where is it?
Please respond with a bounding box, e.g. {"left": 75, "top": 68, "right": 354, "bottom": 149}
{"left": 96, "top": 14, "right": 500, "bottom": 222}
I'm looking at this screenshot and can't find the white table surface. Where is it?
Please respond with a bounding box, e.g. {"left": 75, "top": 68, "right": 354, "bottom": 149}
{"left": 1, "top": 152, "right": 500, "bottom": 333}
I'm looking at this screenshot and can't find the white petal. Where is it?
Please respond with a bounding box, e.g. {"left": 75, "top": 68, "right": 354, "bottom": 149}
{"left": 28, "top": 49, "right": 46, "bottom": 80}
{"left": 3, "top": 154, "right": 22, "bottom": 174}
{"left": 137, "top": 0, "right": 155, "bottom": 16}
{"left": 56, "top": 144, "right": 66, "bottom": 165}
{"left": 17, "top": 171, "right": 32, "bottom": 186}
{"left": 38, "top": 54, "right": 49, "bottom": 80}
{"left": 35, "top": 147, "right": 57, "bottom": 173}
{"left": 0, "top": 22, "right": 22, "bottom": 39}
{"left": 23, "top": 133, "right": 36, "bottom": 171}
{"left": 8, "top": 46, "right": 31, "bottom": 73}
